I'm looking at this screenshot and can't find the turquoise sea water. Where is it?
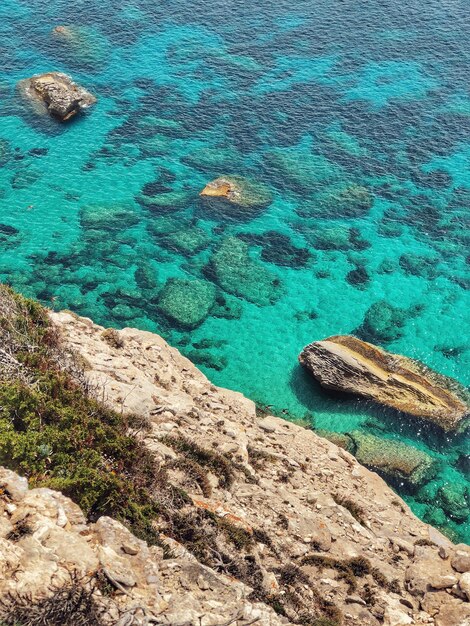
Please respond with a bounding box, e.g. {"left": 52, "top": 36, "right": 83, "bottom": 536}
{"left": 0, "top": 0, "right": 469, "bottom": 541}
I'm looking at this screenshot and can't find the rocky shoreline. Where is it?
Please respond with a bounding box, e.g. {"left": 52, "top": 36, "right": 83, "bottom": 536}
{"left": 0, "top": 292, "right": 469, "bottom": 625}
{"left": 29, "top": 308, "right": 466, "bottom": 626}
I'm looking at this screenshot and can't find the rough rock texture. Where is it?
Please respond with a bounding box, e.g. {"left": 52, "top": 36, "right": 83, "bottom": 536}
{"left": 200, "top": 176, "right": 272, "bottom": 220}
{"left": 18, "top": 72, "right": 96, "bottom": 120}
{"left": 36, "top": 310, "right": 470, "bottom": 626}
{"left": 299, "top": 335, "right": 469, "bottom": 432}
{"left": 0, "top": 468, "right": 281, "bottom": 626}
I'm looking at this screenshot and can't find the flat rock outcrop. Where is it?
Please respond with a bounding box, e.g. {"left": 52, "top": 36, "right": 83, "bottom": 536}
{"left": 42, "top": 310, "right": 470, "bottom": 626}
{"left": 299, "top": 335, "right": 469, "bottom": 432}
{"left": 347, "top": 431, "right": 437, "bottom": 487}
{"left": 18, "top": 72, "right": 96, "bottom": 120}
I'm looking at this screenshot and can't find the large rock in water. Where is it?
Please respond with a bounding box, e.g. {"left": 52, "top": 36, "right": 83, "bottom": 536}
{"left": 299, "top": 335, "right": 469, "bottom": 432}
{"left": 18, "top": 72, "right": 96, "bottom": 121}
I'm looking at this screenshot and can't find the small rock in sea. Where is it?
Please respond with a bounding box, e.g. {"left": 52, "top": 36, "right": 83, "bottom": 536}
{"left": 200, "top": 175, "right": 272, "bottom": 220}
{"left": 17, "top": 72, "right": 96, "bottom": 121}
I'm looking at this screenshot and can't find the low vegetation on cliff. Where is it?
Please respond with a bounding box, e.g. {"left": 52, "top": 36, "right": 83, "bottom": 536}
{"left": 0, "top": 285, "right": 161, "bottom": 543}
{"left": 1, "top": 286, "right": 469, "bottom": 626}
{"left": 0, "top": 286, "right": 344, "bottom": 624}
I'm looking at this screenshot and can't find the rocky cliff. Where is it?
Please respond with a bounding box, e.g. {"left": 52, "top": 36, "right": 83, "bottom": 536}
{"left": 0, "top": 300, "right": 469, "bottom": 626}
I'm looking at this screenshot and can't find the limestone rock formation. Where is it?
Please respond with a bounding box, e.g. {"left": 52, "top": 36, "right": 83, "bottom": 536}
{"left": 0, "top": 468, "right": 282, "bottom": 626}
{"left": 299, "top": 335, "right": 469, "bottom": 432}
{"left": 18, "top": 72, "right": 96, "bottom": 121}
{"left": 42, "top": 310, "right": 470, "bottom": 626}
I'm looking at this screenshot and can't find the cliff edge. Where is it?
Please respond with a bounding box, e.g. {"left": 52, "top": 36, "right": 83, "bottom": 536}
{"left": 0, "top": 294, "right": 468, "bottom": 626}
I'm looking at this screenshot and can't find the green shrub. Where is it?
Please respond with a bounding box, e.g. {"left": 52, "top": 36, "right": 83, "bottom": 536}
{"left": 0, "top": 379, "right": 161, "bottom": 543}
{"left": 161, "top": 434, "right": 235, "bottom": 488}
{"left": 0, "top": 287, "right": 162, "bottom": 545}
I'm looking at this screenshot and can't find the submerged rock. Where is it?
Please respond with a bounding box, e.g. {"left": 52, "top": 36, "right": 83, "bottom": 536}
{"left": 137, "top": 189, "right": 193, "bottom": 213}
{"left": 306, "top": 225, "right": 370, "bottom": 252}
{"left": 264, "top": 149, "right": 341, "bottom": 192}
{"left": 200, "top": 176, "right": 272, "bottom": 220}
{"left": 157, "top": 278, "right": 216, "bottom": 329}
{"left": 346, "top": 265, "right": 370, "bottom": 289}
{"left": 357, "top": 300, "right": 408, "bottom": 343}
{"left": 399, "top": 253, "right": 439, "bottom": 279}
{"left": 299, "top": 335, "right": 469, "bottom": 432}
{"left": 11, "top": 166, "right": 42, "bottom": 190}
{"left": 299, "top": 184, "right": 374, "bottom": 219}
{"left": 207, "top": 237, "right": 282, "bottom": 306}
{"left": 211, "top": 294, "right": 243, "bottom": 320}
{"left": 309, "top": 226, "right": 352, "bottom": 251}
{"left": 162, "top": 226, "right": 211, "bottom": 256}
{"left": 437, "top": 483, "right": 469, "bottom": 522}
{"left": 185, "top": 349, "right": 228, "bottom": 371}
{"left": 347, "top": 431, "right": 436, "bottom": 487}
{"left": 134, "top": 261, "right": 159, "bottom": 292}
{"left": 0, "top": 224, "right": 19, "bottom": 236}
{"left": 147, "top": 215, "right": 184, "bottom": 237}
{"left": 52, "top": 25, "right": 109, "bottom": 70}
{"left": 80, "top": 204, "right": 139, "bottom": 232}
{"left": 183, "top": 147, "right": 242, "bottom": 173}
{"left": 0, "top": 139, "right": 12, "bottom": 166}
{"left": 18, "top": 72, "right": 96, "bottom": 121}
{"left": 239, "top": 231, "right": 311, "bottom": 268}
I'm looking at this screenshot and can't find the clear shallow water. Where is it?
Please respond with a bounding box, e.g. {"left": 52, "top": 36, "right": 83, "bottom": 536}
{"left": 0, "top": 0, "right": 469, "bottom": 541}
